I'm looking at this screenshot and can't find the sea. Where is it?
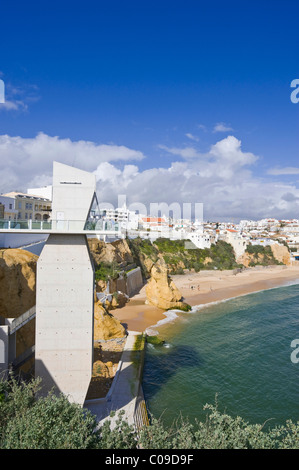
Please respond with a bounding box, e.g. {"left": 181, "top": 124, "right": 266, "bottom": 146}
{"left": 142, "top": 281, "right": 299, "bottom": 428}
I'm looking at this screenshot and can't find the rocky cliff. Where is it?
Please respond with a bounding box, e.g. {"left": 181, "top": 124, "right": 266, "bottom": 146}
{"left": 88, "top": 238, "right": 134, "bottom": 266}
{"left": 145, "top": 258, "right": 190, "bottom": 310}
{"left": 94, "top": 298, "right": 126, "bottom": 340}
{"left": 270, "top": 243, "right": 291, "bottom": 266}
{"left": 0, "top": 249, "right": 38, "bottom": 318}
{"left": 0, "top": 249, "right": 38, "bottom": 371}
{"left": 237, "top": 243, "right": 291, "bottom": 267}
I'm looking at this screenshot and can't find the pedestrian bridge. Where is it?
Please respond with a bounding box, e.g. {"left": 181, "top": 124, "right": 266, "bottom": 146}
{"left": 0, "top": 218, "right": 121, "bottom": 236}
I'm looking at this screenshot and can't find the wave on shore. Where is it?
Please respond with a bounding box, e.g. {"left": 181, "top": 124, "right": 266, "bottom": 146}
{"left": 145, "top": 277, "right": 299, "bottom": 335}
{"left": 145, "top": 309, "right": 180, "bottom": 336}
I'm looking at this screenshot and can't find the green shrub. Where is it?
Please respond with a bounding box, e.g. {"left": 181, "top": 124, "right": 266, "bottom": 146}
{"left": 1, "top": 376, "right": 299, "bottom": 449}
{"left": 0, "top": 376, "right": 99, "bottom": 449}
{"left": 245, "top": 244, "right": 281, "bottom": 266}
{"left": 95, "top": 262, "right": 120, "bottom": 281}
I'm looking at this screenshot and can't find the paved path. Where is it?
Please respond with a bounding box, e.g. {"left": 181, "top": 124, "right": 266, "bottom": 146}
{"left": 84, "top": 331, "right": 144, "bottom": 428}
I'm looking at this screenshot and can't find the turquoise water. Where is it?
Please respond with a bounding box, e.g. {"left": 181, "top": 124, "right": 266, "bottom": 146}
{"left": 143, "top": 282, "right": 299, "bottom": 427}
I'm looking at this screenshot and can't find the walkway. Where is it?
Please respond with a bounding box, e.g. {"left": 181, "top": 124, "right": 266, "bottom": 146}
{"left": 84, "top": 330, "right": 148, "bottom": 429}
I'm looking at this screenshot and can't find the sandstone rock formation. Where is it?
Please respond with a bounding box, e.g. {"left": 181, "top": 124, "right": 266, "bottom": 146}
{"left": 94, "top": 299, "right": 126, "bottom": 340}
{"left": 0, "top": 248, "right": 38, "bottom": 372}
{"left": 237, "top": 243, "right": 291, "bottom": 267}
{"left": 0, "top": 248, "right": 38, "bottom": 318}
{"left": 145, "top": 258, "right": 189, "bottom": 310}
{"left": 237, "top": 251, "right": 264, "bottom": 268}
{"left": 270, "top": 243, "right": 291, "bottom": 266}
{"left": 88, "top": 238, "right": 134, "bottom": 266}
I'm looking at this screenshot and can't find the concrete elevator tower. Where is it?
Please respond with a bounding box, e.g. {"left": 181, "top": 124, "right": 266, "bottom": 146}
{"left": 35, "top": 162, "right": 97, "bottom": 405}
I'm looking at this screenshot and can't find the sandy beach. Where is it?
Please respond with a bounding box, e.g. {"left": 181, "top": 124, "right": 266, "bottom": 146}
{"left": 113, "top": 264, "right": 299, "bottom": 334}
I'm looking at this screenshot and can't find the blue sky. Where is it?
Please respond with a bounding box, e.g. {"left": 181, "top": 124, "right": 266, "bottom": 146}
{"left": 0, "top": 0, "right": 298, "bottom": 221}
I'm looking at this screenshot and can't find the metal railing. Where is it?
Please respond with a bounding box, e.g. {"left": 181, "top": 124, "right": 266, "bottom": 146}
{"left": 9, "top": 306, "right": 36, "bottom": 335}
{"left": 134, "top": 386, "right": 150, "bottom": 430}
{"left": 0, "top": 218, "right": 120, "bottom": 232}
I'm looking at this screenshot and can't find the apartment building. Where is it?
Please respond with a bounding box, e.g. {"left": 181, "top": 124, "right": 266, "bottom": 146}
{"left": 0, "top": 195, "right": 19, "bottom": 220}
{"left": 102, "top": 205, "right": 139, "bottom": 230}
{"left": 3, "top": 192, "right": 52, "bottom": 221}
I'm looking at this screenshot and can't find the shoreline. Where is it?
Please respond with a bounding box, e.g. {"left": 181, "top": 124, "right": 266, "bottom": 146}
{"left": 112, "top": 264, "right": 299, "bottom": 334}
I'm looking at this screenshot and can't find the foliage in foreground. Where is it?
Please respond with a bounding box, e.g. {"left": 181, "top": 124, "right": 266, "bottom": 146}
{"left": 1, "top": 375, "right": 299, "bottom": 449}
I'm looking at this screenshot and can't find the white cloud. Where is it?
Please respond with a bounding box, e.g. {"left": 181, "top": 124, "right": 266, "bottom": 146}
{"left": 1, "top": 132, "right": 299, "bottom": 221}
{"left": 213, "top": 122, "right": 234, "bottom": 133}
{"left": 0, "top": 132, "right": 145, "bottom": 193}
{"left": 158, "top": 144, "right": 201, "bottom": 159}
{"left": 185, "top": 133, "right": 199, "bottom": 142}
{"left": 210, "top": 136, "right": 258, "bottom": 166}
{"left": 267, "top": 167, "right": 299, "bottom": 175}
{"left": 0, "top": 100, "right": 28, "bottom": 112}
{"left": 0, "top": 80, "right": 39, "bottom": 113}
{"left": 95, "top": 135, "right": 299, "bottom": 221}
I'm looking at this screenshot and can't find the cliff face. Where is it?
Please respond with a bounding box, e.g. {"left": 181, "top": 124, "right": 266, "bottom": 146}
{"left": 94, "top": 299, "right": 126, "bottom": 340}
{"left": 270, "top": 243, "right": 291, "bottom": 266}
{"left": 88, "top": 238, "right": 134, "bottom": 266}
{"left": 145, "top": 258, "right": 189, "bottom": 310}
{"left": 0, "top": 249, "right": 38, "bottom": 318}
{"left": 237, "top": 252, "right": 264, "bottom": 268}
{"left": 237, "top": 243, "right": 291, "bottom": 267}
{"left": 0, "top": 249, "right": 38, "bottom": 371}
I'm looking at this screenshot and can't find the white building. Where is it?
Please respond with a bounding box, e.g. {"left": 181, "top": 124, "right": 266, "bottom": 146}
{"left": 102, "top": 205, "right": 139, "bottom": 230}
{"left": 220, "top": 228, "right": 248, "bottom": 259}
{"left": 187, "top": 230, "right": 211, "bottom": 249}
{"left": 0, "top": 195, "right": 18, "bottom": 220}
{"left": 27, "top": 185, "right": 53, "bottom": 201}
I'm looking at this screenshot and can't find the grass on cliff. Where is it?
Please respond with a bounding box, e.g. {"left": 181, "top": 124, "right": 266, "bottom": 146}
{"left": 127, "top": 237, "right": 241, "bottom": 275}
{"left": 245, "top": 244, "right": 284, "bottom": 267}
{"left": 95, "top": 261, "right": 121, "bottom": 281}
{"left": 155, "top": 238, "right": 241, "bottom": 272}
{"left": 127, "top": 237, "right": 159, "bottom": 261}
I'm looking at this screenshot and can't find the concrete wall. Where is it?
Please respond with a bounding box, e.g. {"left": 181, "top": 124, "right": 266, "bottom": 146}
{"left": 51, "top": 162, "right": 96, "bottom": 230}
{"left": 109, "top": 267, "right": 143, "bottom": 297}
{"left": 0, "top": 325, "right": 9, "bottom": 374}
{"left": 35, "top": 234, "right": 94, "bottom": 405}
{"left": 126, "top": 267, "right": 143, "bottom": 297}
